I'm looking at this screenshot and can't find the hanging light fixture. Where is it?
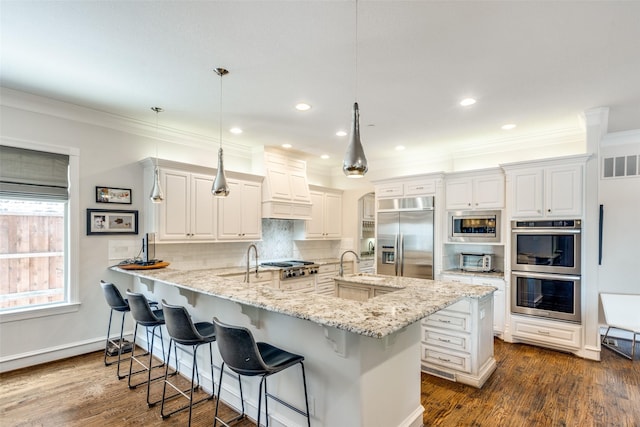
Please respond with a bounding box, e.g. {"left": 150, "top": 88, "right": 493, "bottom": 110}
{"left": 212, "top": 67, "right": 230, "bottom": 197}
{"left": 343, "top": 0, "right": 368, "bottom": 178}
{"left": 149, "top": 106, "right": 164, "bottom": 203}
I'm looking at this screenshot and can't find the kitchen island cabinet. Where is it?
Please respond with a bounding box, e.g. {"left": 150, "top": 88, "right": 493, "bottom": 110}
{"left": 111, "top": 266, "right": 494, "bottom": 427}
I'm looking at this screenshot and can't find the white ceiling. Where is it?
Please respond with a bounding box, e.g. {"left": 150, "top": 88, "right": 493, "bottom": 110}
{"left": 2, "top": 1, "right": 640, "bottom": 173}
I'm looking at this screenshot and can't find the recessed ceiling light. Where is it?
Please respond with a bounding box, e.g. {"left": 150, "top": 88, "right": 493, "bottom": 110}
{"left": 460, "top": 98, "right": 476, "bottom": 107}
{"left": 229, "top": 127, "right": 243, "bottom": 134}
{"left": 336, "top": 130, "right": 347, "bottom": 137}
{"left": 395, "top": 145, "right": 406, "bottom": 151}
{"left": 501, "top": 124, "right": 517, "bottom": 130}
{"left": 281, "top": 143, "right": 292, "bottom": 149}
{"left": 295, "top": 103, "right": 311, "bottom": 111}
{"left": 320, "top": 154, "right": 330, "bottom": 159}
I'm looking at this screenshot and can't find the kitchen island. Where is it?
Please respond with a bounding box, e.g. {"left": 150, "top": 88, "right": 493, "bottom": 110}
{"left": 110, "top": 266, "right": 495, "bottom": 427}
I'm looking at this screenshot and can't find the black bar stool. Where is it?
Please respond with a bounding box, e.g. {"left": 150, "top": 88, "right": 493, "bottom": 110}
{"left": 212, "top": 317, "right": 311, "bottom": 427}
{"left": 126, "top": 290, "right": 175, "bottom": 406}
{"left": 100, "top": 280, "right": 158, "bottom": 379}
{"left": 160, "top": 300, "right": 217, "bottom": 427}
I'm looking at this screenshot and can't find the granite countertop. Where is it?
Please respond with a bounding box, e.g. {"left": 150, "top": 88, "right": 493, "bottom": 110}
{"left": 111, "top": 266, "right": 495, "bottom": 339}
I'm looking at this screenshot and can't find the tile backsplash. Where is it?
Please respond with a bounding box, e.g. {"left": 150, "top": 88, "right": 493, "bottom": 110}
{"left": 147, "top": 219, "right": 346, "bottom": 270}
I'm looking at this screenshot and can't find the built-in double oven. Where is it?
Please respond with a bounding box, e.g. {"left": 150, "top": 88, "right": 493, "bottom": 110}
{"left": 511, "top": 219, "right": 582, "bottom": 323}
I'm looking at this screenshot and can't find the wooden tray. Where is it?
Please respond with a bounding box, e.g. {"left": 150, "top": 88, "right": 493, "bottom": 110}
{"left": 118, "top": 261, "right": 170, "bottom": 270}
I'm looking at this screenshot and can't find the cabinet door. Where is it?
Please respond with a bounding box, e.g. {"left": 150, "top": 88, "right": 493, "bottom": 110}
{"left": 218, "top": 180, "right": 262, "bottom": 240}
{"left": 511, "top": 170, "right": 544, "bottom": 218}
{"left": 473, "top": 175, "right": 504, "bottom": 209}
{"left": 445, "top": 179, "right": 473, "bottom": 210}
{"left": 362, "top": 195, "right": 375, "bottom": 220}
{"left": 323, "top": 192, "right": 343, "bottom": 238}
{"left": 240, "top": 181, "right": 262, "bottom": 239}
{"left": 159, "top": 170, "right": 191, "bottom": 240}
{"left": 266, "top": 168, "right": 291, "bottom": 200}
{"left": 190, "top": 174, "right": 217, "bottom": 240}
{"left": 305, "top": 190, "right": 325, "bottom": 238}
{"left": 472, "top": 277, "right": 505, "bottom": 335}
{"left": 545, "top": 165, "right": 582, "bottom": 217}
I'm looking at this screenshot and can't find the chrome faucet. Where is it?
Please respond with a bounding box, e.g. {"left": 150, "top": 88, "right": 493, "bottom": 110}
{"left": 339, "top": 250, "right": 360, "bottom": 276}
{"left": 244, "top": 244, "right": 259, "bottom": 283}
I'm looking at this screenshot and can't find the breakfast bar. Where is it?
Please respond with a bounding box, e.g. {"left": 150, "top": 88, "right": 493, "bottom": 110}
{"left": 111, "top": 266, "right": 496, "bottom": 427}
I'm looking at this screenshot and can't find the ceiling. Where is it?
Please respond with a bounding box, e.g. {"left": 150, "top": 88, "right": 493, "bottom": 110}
{"left": 2, "top": 1, "right": 640, "bottom": 174}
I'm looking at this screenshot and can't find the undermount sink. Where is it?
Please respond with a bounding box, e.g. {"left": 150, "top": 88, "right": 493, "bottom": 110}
{"left": 351, "top": 273, "right": 388, "bottom": 282}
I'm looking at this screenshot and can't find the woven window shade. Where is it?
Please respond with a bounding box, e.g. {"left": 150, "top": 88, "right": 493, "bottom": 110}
{"left": 0, "top": 145, "right": 69, "bottom": 199}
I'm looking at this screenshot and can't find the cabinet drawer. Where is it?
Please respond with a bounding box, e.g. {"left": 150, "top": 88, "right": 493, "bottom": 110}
{"left": 511, "top": 316, "right": 581, "bottom": 350}
{"left": 423, "top": 328, "right": 470, "bottom": 352}
{"left": 376, "top": 184, "right": 403, "bottom": 198}
{"left": 405, "top": 180, "right": 436, "bottom": 196}
{"left": 424, "top": 311, "right": 471, "bottom": 332}
{"left": 422, "top": 345, "right": 471, "bottom": 373}
{"left": 280, "top": 278, "right": 315, "bottom": 292}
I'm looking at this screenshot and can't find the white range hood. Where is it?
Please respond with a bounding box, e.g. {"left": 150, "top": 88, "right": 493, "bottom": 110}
{"left": 259, "top": 151, "right": 312, "bottom": 220}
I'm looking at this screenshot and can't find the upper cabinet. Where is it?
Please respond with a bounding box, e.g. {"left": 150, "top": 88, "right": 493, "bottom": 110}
{"left": 294, "top": 186, "right": 343, "bottom": 240}
{"left": 142, "top": 159, "right": 263, "bottom": 243}
{"left": 445, "top": 170, "right": 505, "bottom": 211}
{"left": 261, "top": 151, "right": 312, "bottom": 220}
{"left": 156, "top": 169, "right": 217, "bottom": 242}
{"left": 375, "top": 176, "right": 440, "bottom": 199}
{"left": 503, "top": 155, "right": 588, "bottom": 219}
{"left": 217, "top": 178, "right": 262, "bottom": 241}
{"left": 361, "top": 193, "right": 375, "bottom": 221}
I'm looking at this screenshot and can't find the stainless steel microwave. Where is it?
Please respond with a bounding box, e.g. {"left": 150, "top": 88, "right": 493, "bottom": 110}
{"left": 448, "top": 210, "right": 501, "bottom": 243}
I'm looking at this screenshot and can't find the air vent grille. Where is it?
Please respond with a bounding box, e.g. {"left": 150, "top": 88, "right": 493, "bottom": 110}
{"left": 422, "top": 365, "right": 456, "bottom": 381}
{"left": 602, "top": 154, "right": 639, "bottom": 178}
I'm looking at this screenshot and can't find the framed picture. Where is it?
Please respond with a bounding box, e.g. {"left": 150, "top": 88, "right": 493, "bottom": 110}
{"left": 96, "top": 186, "right": 132, "bottom": 204}
{"left": 87, "top": 209, "right": 138, "bottom": 235}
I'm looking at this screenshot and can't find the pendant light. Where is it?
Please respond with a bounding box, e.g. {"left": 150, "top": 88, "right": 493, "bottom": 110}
{"left": 149, "top": 106, "right": 164, "bottom": 203}
{"left": 343, "top": 0, "right": 368, "bottom": 178}
{"left": 212, "top": 67, "right": 230, "bottom": 197}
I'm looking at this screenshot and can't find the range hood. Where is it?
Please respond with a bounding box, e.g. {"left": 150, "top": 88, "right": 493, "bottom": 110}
{"left": 260, "top": 151, "right": 312, "bottom": 220}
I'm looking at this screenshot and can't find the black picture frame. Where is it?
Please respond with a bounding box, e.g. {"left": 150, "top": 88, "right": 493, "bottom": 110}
{"left": 87, "top": 209, "right": 138, "bottom": 235}
{"left": 96, "top": 186, "right": 132, "bottom": 204}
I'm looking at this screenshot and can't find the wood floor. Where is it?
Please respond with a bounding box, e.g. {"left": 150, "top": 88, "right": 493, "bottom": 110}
{"left": 1, "top": 338, "right": 639, "bottom": 427}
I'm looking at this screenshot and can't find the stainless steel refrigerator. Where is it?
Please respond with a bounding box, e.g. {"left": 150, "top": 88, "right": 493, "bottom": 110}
{"left": 376, "top": 197, "right": 434, "bottom": 279}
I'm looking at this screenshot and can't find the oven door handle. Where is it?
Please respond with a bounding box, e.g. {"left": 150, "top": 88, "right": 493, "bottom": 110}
{"left": 512, "top": 271, "right": 581, "bottom": 281}
{"left": 511, "top": 229, "right": 580, "bottom": 234}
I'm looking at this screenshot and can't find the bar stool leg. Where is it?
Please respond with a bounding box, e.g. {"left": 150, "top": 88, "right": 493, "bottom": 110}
{"left": 213, "top": 362, "right": 245, "bottom": 427}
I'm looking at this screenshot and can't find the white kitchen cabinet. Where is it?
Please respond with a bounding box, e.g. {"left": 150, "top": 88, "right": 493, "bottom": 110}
{"left": 510, "top": 314, "right": 582, "bottom": 351}
{"left": 334, "top": 277, "right": 393, "bottom": 301}
{"left": 504, "top": 156, "right": 587, "bottom": 219}
{"left": 316, "top": 262, "right": 352, "bottom": 295}
{"left": 375, "top": 176, "right": 440, "bottom": 199}
{"left": 294, "top": 186, "right": 343, "bottom": 240}
{"left": 142, "top": 158, "right": 264, "bottom": 243}
{"left": 358, "top": 258, "right": 375, "bottom": 274}
{"left": 440, "top": 273, "right": 505, "bottom": 336}
{"left": 217, "top": 178, "right": 262, "bottom": 241}
{"left": 279, "top": 276, "right": 315, "bottom": 293}
{"left": 445, "top": 172, "right": 504, "bottom": 210}
{"left": 421, "top": 294, "right": 496, "bottom": 388}
{"left": 362, "top": 193, "right": 375, "bottom": 220}
{"left": 157, "top": 169, "right": 217, "bottom": 242}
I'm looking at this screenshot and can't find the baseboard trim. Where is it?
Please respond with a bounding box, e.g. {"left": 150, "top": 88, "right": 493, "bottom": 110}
{"left": 0, "top": 337, "right": 104, "bottom": 373}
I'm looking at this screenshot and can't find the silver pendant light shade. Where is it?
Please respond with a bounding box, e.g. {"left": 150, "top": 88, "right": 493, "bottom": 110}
{"left": 342, "top": 102, "right": 368, "bottom": 177}
{"left": 212, "top": 67, "right": 230, "bottom": 197}
{"left": 149, "top": 106, "right": 164, "bottom": 203}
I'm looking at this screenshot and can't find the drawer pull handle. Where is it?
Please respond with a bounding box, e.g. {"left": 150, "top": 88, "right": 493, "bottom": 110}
{"left": 537, "top": 330, "right": 550, "bottom": 335}
{"left": 438, "top": 319, "right": 452, "bottom": 323}
{"left": 438, "top": 338, "right": 451, "bottom": 343}
{"left": 437, "top": 357, "right": 451, "bottom": 362}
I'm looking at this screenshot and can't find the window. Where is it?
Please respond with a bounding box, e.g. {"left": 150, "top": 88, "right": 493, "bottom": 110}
{"left": 0, "top": 143, "right": 79, "bottom": 318}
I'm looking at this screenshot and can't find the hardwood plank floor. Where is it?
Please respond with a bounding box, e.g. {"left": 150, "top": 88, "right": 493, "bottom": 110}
{"left": 1, "top": 338, "right": 639, "bottom": 426}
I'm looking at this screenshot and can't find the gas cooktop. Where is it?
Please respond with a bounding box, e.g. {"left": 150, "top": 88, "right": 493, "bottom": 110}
{"left": 260, "top": 260, "right": 319, "bottom": 279}
{"left": 260, "top": 260, "right": 316, "bottom": 268}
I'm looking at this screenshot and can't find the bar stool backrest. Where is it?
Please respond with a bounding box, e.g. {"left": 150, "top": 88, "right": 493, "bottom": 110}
{"left": 126, "top": 290, "right": 162, "bottom": 326}
{"left": 213, "top": 317, "right": 268, "bottom": 376}
{"left": 161, "top": 300, "right": 208, "bottom": 345}
{"left": 100, "top": 280, "right": 129, "bottom": 311}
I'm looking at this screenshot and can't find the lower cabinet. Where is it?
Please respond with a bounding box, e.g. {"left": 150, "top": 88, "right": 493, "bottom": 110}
{"left": 441, "top": 273, "right": 505, "bottom": 336}
{"left": 334, "top": 279, "right": 394, "bottom": 301}
{"left": 510, "top": 314, "right": 582, "bottom": 351}
{"left": 421, "top": 294, "right": 496, "bottom": 388}
{"left": 279, "top": 276, "right": 315, "bottom": 293}
{"left": 316, "top": 262, "right": 353, "bottom": 296}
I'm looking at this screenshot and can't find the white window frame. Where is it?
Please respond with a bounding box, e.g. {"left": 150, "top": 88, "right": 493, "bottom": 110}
{"left": 0, "top": 138, "right": 80, "bottom": 323}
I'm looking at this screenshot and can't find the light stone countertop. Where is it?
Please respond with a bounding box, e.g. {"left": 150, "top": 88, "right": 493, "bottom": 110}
{"left": 111, "top": 265, "right": 495, "bottom": 339}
